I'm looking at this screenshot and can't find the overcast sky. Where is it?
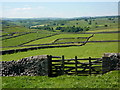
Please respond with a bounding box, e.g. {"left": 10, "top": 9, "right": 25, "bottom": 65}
{"left": 0, "top": 1, "right": 119, "bottom": 18}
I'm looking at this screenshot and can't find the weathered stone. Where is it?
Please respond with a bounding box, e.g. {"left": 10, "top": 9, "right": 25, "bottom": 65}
{"left": 1, "top": 55, "right": 48, "bottom": 76}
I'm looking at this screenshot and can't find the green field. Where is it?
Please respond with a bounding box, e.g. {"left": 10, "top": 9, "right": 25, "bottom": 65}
{"left": 2, "top": 70, "right": 119, "bottom": 88}
{"left": 24, "top": 33, "right": 118, "bottom": 45}
{"left": 2, "top": 26, "right": 33, "bottom": 32}
{"left": 2, "top": 32, "right": 55, "bottom": 47}
{"left": 90, "top": 33, "right": 119, "bottom": 41}
{"left": 1, "top": 32, "right": 118, "bottom": 51}
{"left": 2, "top": 42, "right": 118, "bottom": 61}
{"left": 51, "top": 17, "right": 118, "bottom": 31}
{"left": 1, "top": 16, "right": 119, "bottom": 89}
{"left": 25, "top": 34, "right": 92, "bottom": 45}
{"left": 86, "top": 28, "right": 118, "bottom": 33}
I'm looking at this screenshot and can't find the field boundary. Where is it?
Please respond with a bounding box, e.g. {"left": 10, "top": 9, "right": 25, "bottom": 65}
{"left": 1, "top": 40, "right": 119, "bottom": 55}
{"left": 1, "top": 43, "right": 87, "bottom": 55}
{"left": 1, "top": 53, "right": 119, "bottom": 77}
{"left": 47, "top": 54, "right": 119, "bottom": 77}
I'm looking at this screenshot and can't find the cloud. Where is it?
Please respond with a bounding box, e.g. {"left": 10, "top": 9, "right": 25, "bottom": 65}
{"left": 2, "top": 6, "right": 34, "bottom": 18}
{"left": 13, "top": 7, "right": 32, "bottom": 11}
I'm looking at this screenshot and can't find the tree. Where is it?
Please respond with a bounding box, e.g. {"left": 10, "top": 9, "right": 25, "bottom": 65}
{"left": 76, "top": 23, "right": 79, "bottom": 25}
{"left": 113, "top": 21, "right": 115, "bottom": 23}
{"left": 88, "top": 20, "right": 92, "bottom": 25}
{"left": 84, "top": 26, "right": 90, "bottom": 31}
{"left": 61, "top": 24, "right": 65, "bottom": 25}
{"left": 84, "top": 19, "right": 88, "bottom": 22}
{"left": 56, "top": 27, "right": 63, "bottom": 30}
{"left": 104, "top": 25, "right": 108, "bottom": 27}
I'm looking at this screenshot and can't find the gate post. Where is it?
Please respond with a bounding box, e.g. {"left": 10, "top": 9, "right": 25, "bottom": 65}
{"left": 47, "top": 55, "right": 52, "bottom": 77}
{"left": 75, "top": 56, "right": 78, "bottom": 75}
{"left": 89, "top": 57, "right": 92, "bottom": 75}
{"left": 61, "top": 55, "right": 65, "bottom": 75}
{"left": 102, "top": 57, "right": 111, "bottom": 74}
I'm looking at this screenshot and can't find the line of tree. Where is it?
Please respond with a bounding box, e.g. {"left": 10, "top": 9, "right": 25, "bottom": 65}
{"left": 56, "top": 26, "right": 90, "bottom": 32}
{"left": 31, "top": 26, "right": 54, "bottom": 31}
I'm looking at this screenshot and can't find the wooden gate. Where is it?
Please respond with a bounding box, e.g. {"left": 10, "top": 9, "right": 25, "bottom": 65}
{"left": 47, "top": 55, "right": 102, "bottom": 77}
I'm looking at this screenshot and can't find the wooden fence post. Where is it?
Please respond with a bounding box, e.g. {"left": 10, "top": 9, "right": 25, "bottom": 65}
{"left": 75, "top": 56, "right": 78, "bottom": 75}
{"left": 89, "top": 57, "right": 92, "bottom": 75}
{"left": 47, "top": 55, "right": 52, "bottom": 77}
{"left": 61, "top": 55, "right": 65, "bottom": 75}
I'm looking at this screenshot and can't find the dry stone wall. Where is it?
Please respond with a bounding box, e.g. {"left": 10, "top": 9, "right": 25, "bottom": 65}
{"left": 102, "top": 53, "right": 120, "bottom": 73}
{"left": 0, "top": 55, "right": 48, "bottom": 76}
{"left": 0, "top": 53, "right": 119, "bottom": 77}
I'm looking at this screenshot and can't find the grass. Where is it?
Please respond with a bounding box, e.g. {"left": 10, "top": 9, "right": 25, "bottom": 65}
{"left": 1, "top": 17, "right": 119, "bottom": 89}
{"left": 54, "top": 17, "right": 118, "bottom": 31}
{"left": 3, "top": 26, "right": 33, "bottom": 32}
{"left": 2, "top": 70, "right": 119, "bottom": 88}
{"left": 2, "top": 32, "right": 53, "bottom": 47}
{"left": 25, "top": 34, "right": 92, "bottom": 45}
{"left": 54, "top": 38, "right": 88, "bottom": 43}
{"left": 25, "top": 33, "right": 119, "bottom": 45}
{"left": 1, "top": 33, "right": 119, "bottom": 51}
{"left": 54, "top": 33, "right": 119, "bottom": 43}
{"left": 1, "top": 42, "right": 118, "bottom": 61}
{"left": 1, "top": 32, "right": 26, "bottom": 40}
{"left": 86, "top": 28, "right": 118, "bottom": 33}
{"left": 90, "top": 33, "right": 119, "bottom": 41}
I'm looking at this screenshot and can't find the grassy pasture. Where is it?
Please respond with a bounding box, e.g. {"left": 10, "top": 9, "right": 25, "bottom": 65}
{"left": 25, "top": 34, "right": 92, "bottom": 45}
{"left": 1, "top": 32, "right": 26, "bottom": 40}
{"left": 3, "top": 26, "right": 33, "bottom": 32}
{"left": 86, "top": 28, "right": 118, "bottom": 33}
{"left": 53, "top": 33, "right": 119, "bottom": 43}
{"left": 2, "top": 42, "right": 84, "bottom": 51}
{"left": 2, "top": 32, "right": 11, "bottom": 36}
{"left": 54, "top": 38, "right": 88, "bottom": 43}
{"left": 1, "top": 32, "right": 119, "bottom": 51}
{"left": 25, "top": 33, "right": 119, "bottom": 45}
{"left": 54, "top": 17, "right": 118, "bottom": 31}
{"left": 1, "top": 16, "right": 119, "bottom": 89}
{"left": 2, "top": 32, "right": 54, "bottom": 47}
{"left": 2, "top": 32, "right": 118, "bottom": 48}
{"left": 1, "top": 42, "right": 118, "bottom": 61}
{"left": 90, "top": 33, "right": 119, "bottom": 41}
{"left": 2, "top": 70, "right": 119, "bottom": 88}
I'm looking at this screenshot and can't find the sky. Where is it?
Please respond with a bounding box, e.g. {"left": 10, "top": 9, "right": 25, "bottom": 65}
{"left": 0, "top": 1, "right": 119, "bottom": 18}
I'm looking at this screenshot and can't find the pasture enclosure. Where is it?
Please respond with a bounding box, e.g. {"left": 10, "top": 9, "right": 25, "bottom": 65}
{"left": 1, "top": 34, "right": 94, "bottom": 55}
{"left": 1, "top": 53, "right": 119, "bottom": 77}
